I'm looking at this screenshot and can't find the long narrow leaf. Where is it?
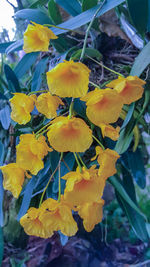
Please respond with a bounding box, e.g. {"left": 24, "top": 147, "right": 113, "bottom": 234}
{"left": 116, "top": 192, "right": 149, "bottom": 242}
{"left": 17, "top": 176, "right": 37, "bottom": 221}
{"left": 0, "top": 227, "right": 3, "bottom": 265}
{"left": 15, "top": 9, "right": 52, "bottom": 24}
{"left": 130, "top": 41, "right": 150, "bottom": 76}
{"left": 0, "top": 42, "right": 14, "bottom": 53}
{"left": 0, "top": 173, "right": 4, "bottom": 227}
{"left": 31, "top": 57, "right": 48, "bottom": 91}
{"left": 14, "top": 52, "right": 39, "bottom": 79}
{"left": 109, "top": 176, "right": 147, "bottom": 220}
{"left": 5, "top": 40, "right": 23, "bottom": 55}
{"left": 51, "top": 0, "right": 125, "bottom": 35}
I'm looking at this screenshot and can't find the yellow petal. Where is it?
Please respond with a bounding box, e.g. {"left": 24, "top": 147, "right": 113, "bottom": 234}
{"left": 20, "top": 207, "right": 53, "bottom": 238}
{"left": 99, "top": 123, "right": 120, "bottom": 141}
{"left": 82, "top": 88, "right": 124, "bottom": 125}
{"left": 10, "top": 93, "right": 35, "bottom": 124}
{"left": 46, "top": 60, "right": 90, "bottom": 98}
{"left": 97, "top": 147, "right": 120, "bottom": 179}
{"left": 36, "top": 92, "right": 63, "bottom": 119}
{"left": 107, "top": 76, "right": 145, "bottom": 104}
{"left": 0, "top": 163, "right": 25, "bottom": 198}
{"left": 47, "top": 116, "right": 93, "bottom": 152}
{"left": 77, "top": 199, "right": 104, "bottom": 232}
{"left": 23, "top": 22, "right": 57, "bottom": 53}
{"left": 16, "top": 134, "right": 51, "bottom": 175}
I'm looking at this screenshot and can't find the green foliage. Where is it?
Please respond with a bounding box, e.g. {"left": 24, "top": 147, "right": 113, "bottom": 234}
{"left": 48, "top": 0, "right": 62, "bottom": 24}
{"left": 126, "top": 0, "right": 149, "bottom": 35}
{"left": 15, "top": 8, "right": 52, "bottom": 24}
{"left": 14, "top": 53, "right": 39, "bottom": 79}
{"left": 130, "top": 41, "right": 150, "bottom": 76}
{"left": 0, "top": 227, "right": 3, "bottom": 265}
{"left": 55, "top": 0, "right": 82, "bottom": 16}
{"left": 0, "top": 0, "right": 149, "bottom": 249}
{"left": 70, "top": 48, "right": 102, "bottom": 60}
{"left": 82, "top": 0, "right": 98, "bottom": 12}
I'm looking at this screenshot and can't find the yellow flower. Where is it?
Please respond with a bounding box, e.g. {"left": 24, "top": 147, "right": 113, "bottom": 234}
{"left": 16, "top": 134, "right": 52, "bottom": 175}
{"left": 77, "top": 199, "right": 104, "bottom": 232}
{"left": 39, "top": 198, "right": 78, "bottom": 236}
{"left": 23, "top": 22, "right": 58, "bottom": 53}
{"left": 0, "top": 163, "right": 25, "bottom": 198}
{"left": 107, "top": 76, "right": 145, "bottom": 104}
{"left": 47, "top": 116, "right": 93, "bottom": 152}
{"left": 99, "top": 123, "right": 120, "bottom": 141}
{"left": 81, "top": 88, "right": 124, "bottom": 125}
{"left": 62, "top": 166, "right": 106, "bottom": 207}
{"left": 35, "top": 92, "right": 64, "bottom": 119}
{"left": 95, "top": 146, "right": 120, "bottom": 179}
{"left": 21, "top": 198, "right": 78, "bottom": 238}
{"left": 10, "top": 93, "right": 36, "bottom": 125}
{"left": 20, "top": 207, "right": 52, "bottom": 238}
{"left": 46, "top": 60, "right": 90, "bottom": 98}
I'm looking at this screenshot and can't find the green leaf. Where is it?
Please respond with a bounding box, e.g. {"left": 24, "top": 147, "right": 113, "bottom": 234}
{"left": 121, "top": 103, "right": 135, "bottom": 130}
{"left": 55, "top": 0, "right": 81, "bottom": 16}
{"left": 74, "top": 98, "right": 87, "bottom": 118}
{"left": 0, "top": 141, "right": 4, "bottom": 166}
{"left": 14, "top": 52, "right": 39, "bottom": 79}
{"left": 5, "top": 40, "right": 23, "bottom": 55}
{"left": 48, "top": 0, "right": 62, "bottom": 24}
{"left": 0, "top": 173, "right": 4, "bottom": 227}
{"left": 0, "top": 227, "right": 4, "bottom": 265}
{"left": 51, "top": 152, "right": 75, "bottom": 193}
{"left": 4, "top": 64, "right": 21, "bottom": 93}
{"left": 126, "top": 0, "right": 148, "bottom": 35}
{"left": 82, "top": 0, "right": 98, "bottom": 12}
{"left": 123, "top": 105, "right": 148, "bottom": 132}
{"left": 125, "top": 149, "right": 146, "bottom": 189}
{"left": 0, "top": 105, "right": 11, "bottom": 130}
{"left": 0, "top": 42, "right": 14, "bottom": 53}
{"left": 29, "top": 0, "right": 48, "bottom": 8}
{"left": 148, "top": 0, "right": 150, "bottom": 31}
{"left": 116, "top": 88, "right": 150, "bottom": 153}
{"left": 116, "top": 192, "right": 149, "bottom": 242}
{"left": 115, "top": 120, "right": 134, "bottom": 154}
{"left": 51, "top": 35, "right": 74, "bottom": 53}
{"left": 15, "top": 9, "right": 52, "bottom": 24}
{"left": 109, "top": 175, "right": 147, "bottom": 220}
{"left": 32, "top": 156, "right": 52, "bottom": 195}
{"left": 17, "top": 176, "right": 37, "bottom": 221}
{"left": 130, "top": 41, "right": 150, "bottom": 76}
{"left": 71, "top": 47, "right": 102, "bottom": 60}
{"left": 31, "top": 57, "right": 48, "bottom": 91}
{"left": 51, "top": 0, "right": 125, "bottom": 35}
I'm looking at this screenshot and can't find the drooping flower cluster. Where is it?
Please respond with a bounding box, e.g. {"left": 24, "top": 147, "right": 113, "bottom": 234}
{"left": 0, "top": 22, "right": 146, "bottom": 239}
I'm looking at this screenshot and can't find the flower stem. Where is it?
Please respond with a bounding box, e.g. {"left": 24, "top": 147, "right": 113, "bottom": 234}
{"left": 28, "top": 90, "right": 48, "bottom": 96}
{"left": 92, "top": 135, "right": 105, "bottom": 150}
{"left": 69, "top": 98, "right": 74, "bottom": 119}
{"left": 80, "top": 0, "right": 106, "bottom": 61}
{"left": 58, "top": 152, "right": 63, "bottom": 203}
{"left": 62, "top": 159, "right": 71, "bottom": 172}
{"left": 35, "top": 121, "right": 52, "bottom": 135}
{"left": 39, "top": 165, "right": 59, "bottom": 207}
{"left": 73, "top": 152, "right": 82, "bottom": 173}
{"left": 44, "top": 24, "right": 79, "bottom": 34}
{"left": 87, "top": 55, "right": 124, "bottom": 77}
{"left": 77, "top": 153, "right": 87, "bottom": 169}
{"left": 36, "top": 128, "right": 49, "bottom": 139}
{"left": 89, "top": 81, "right": 101, "bottom": 89}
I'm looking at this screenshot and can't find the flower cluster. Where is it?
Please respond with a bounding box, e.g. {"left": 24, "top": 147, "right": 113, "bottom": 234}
{"left": 0, "top": 22, "right": 145, "bottom": 238}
